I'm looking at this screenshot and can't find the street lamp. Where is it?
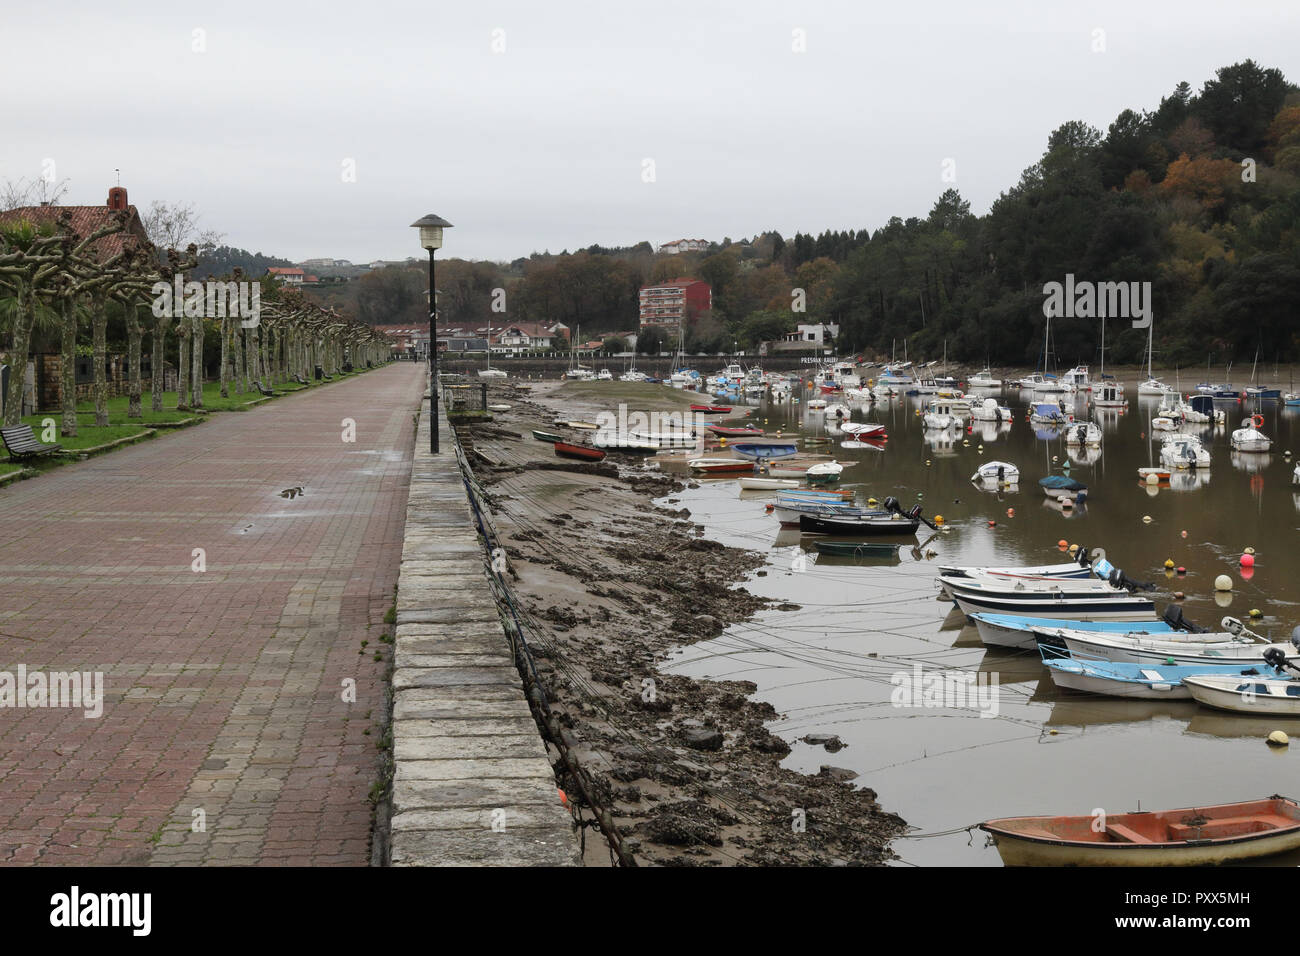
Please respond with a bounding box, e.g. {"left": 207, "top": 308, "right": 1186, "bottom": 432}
{"left": 411, "top": 213, "right": 453, "bottom": 453}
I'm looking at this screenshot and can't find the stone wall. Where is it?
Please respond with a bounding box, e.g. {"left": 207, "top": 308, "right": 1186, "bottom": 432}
{"left": 386, "top": 385, "right": 579, "bottom": 866}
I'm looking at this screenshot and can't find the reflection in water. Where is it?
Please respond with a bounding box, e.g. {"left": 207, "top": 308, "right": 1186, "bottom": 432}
{"left": 662, "top": 374, "right": 1300, "bottom": 865}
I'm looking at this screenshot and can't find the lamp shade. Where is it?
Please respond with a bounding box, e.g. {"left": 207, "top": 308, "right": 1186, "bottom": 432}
{"left": 411, "top": 213, "right": 453, "bottom": 250}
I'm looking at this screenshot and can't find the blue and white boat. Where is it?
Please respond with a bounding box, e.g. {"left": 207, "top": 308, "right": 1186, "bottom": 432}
{"left": 730, "top": 442, "right": 798, "bottom": 460}
{"left": 970, "top": 612, "right": 1181, "bottom": 650}
{"left": 1041, "top": 654, "right": 1287, "bottom": 700}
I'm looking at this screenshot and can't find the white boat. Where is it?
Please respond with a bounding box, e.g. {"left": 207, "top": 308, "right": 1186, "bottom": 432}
{"left": 1184, "top": 673, "right": 1300, "bottom": 714}
{"left": 1060, "top": 365, "right": 1091, "bottom": 391}
{"left": 1230, "top": 416, "right": 1272, "bottom": 452}
{"left": 1063, "top": 421, "right": 1102, "bottom": 446}
{"left": 968, "top": 368, "right": 1001, "bottom": 388}
{"left": 1029, "top": 401, "right": 1071, "bottom": 425}
{"left": 1036, "top": 624, "right": 1297, "bottom": 668}
{"left": 939, "top": 572, "right": 1120, "bottom": 596}
{"left": 1042, "top": 657, "right": 1289, "bottom": 700}
{"left": 596, "top": 368, "right": 613, "bottom": 381}
{"left": 629, "top": 429, "right": 698, "bottom": 449}
{"left": 619, "top": 371, "right": 648, "bottom": 383}
{"left": 1137, "top": 378, "right": 1170, "bottom": 396}
{"left": 952, "top": 590, "right": 1156, "bottom": 620}
{"left": 1160, "top": 434, "right": 1210, "bottom": 470}
{"left": 839, "top": 422, "right": 886, "bottom": 440}
{"left": 1092, "top": 381, "right": 1127, "bottom": 408}
{"left": 1179, "top": 395, "right": 1225, "bottom": 424}
{"left": 1032, "top": 376, "right": 1073, "bottom": 395}
{"left": 477, "top": 368, "right": 508, "bottom": 380}
{"left": 970, "top": 612, "right": 1181, "bottom": 651}
{"left": 1294, "top": 463, "right": 1300, "bottom": 486}
{"left": 922, "top": 399, "right": 967, "bottom": 431}
{"left": 738, "top": 477, "right": 799, "bottom": 490}
{"left": 1017, "top": 372, "right": 1047, "bottom": 390}
{"left": 970, "top": 460, "right": 1019, "bottom": 484}
{"left": 823, "top": 403, "right": 850, "bottom": 419}
{"left": 939, "top": 560, "right": 1094, "bottom": 580}
{"left": 1151, "top": 416, "right": 1179, "bottom": 431}
{"left": 807, "top": 398, "right": 827, "bottom": 410}
{"left": 969, "top": 398, "right": 1012, "bottom": 422}
{"left": 805, "top": 461, "right": 844, "bottom": 483}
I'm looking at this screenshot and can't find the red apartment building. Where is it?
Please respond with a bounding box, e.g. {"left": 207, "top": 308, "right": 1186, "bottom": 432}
{"left": 638, "top": 278, "right": 711, "bottom": 332}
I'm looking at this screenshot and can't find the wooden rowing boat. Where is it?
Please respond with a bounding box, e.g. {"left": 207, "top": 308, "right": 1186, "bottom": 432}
{"left": 553, "top": 441, "right": 607, "bottom": 462}
{"left": 691, "top": 404, "right": 731, "bottom": 414}
{"left": 981, "top": 797, "right": 1300, "bottom": 866}
{"left": 688, "top": 458, "right": 755, "bottom": 474}
{"left": 532, "top": 429, "right": 565, "bottom": 443}
{"left": 708, "top": 425, "right": 764, "bottom": 437}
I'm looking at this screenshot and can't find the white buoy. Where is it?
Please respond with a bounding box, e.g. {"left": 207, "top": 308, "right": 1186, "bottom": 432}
{"left": 1146, "top": 472, "right": 1159, "bottom": 485}
{"left": 1214, "top": 574, "right": 1233, "bottom": 592}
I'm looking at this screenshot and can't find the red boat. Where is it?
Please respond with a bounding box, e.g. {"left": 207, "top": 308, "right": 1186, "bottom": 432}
{"left": 554, "top": 441, "right": 606, "bottom": 462}
{"left": 691, "top": 404, "right": 732, "bottom": 414}
{"left": 707, "top": 425, "right": 763, "bottom": 438}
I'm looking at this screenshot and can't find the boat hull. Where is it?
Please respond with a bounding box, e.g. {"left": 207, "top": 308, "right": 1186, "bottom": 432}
{"left": 553, "top": 441, "right": 606, "bottom": 461}
{"left": 952, "top": 592, "right": 1156, "bottom": 620}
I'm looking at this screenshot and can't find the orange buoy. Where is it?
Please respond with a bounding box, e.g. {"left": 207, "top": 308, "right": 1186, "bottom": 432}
{"left": 1057, "top": 539, "right": 1068, "bottom": 549}
{"left": 1006, "top": 508, "right": 1015, "bottom": 517}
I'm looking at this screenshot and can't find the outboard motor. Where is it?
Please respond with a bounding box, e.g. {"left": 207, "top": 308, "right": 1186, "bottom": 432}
{"left": 1076, "top": 544, "right": 1089, "bottom": 567}
{"left": 908, "top": 504, "right": 923, "bottom": 519}
{"left": 1162, "top": 605, "right": 1206, "bottom": 633}
{"left": 883, "top": 496, "right": 901, "bottom": 514}
{"left": 1263, "top": 646, "right": 1297, "bottom": 675}
{"left": 996, "top": 464, "right": 1005, "bottom": 481}
{"left": 1291, "top": 626, "right": 1300, "bottom": 652}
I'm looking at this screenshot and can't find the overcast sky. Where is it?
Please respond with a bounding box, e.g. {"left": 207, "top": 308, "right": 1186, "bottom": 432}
{"left": 1, "top": 1, "right": 1295, "bottom": 264}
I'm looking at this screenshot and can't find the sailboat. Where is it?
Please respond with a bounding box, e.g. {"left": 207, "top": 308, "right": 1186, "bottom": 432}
{"left": 1136, "top": 314, "right": 1168, "bottom": 395}
{"left": 1027, "top": 313, "right": 1071, "bottom": 393}
{"left": 478, "top": 324, "right": 507, "bottom": 379}
{"left": 1092, "top": 316, "right": 1127, "bottom": 408}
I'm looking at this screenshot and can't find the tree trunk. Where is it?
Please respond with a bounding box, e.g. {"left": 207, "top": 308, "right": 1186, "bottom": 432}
{"left": 60, "top": 297, "right": 78, "bottom": 437}
{"left": 127, "top": 302, "right": 143, "bottom": 419}
{"left": 4, "top": 290, "right": 34, "bottom": 426}
{"left": 176, "top": 320, "right": 190, "bottom": 411}
{"left": 92, "top": 304, "right": 109, "bottom": 427}
{"left": 219, "top": 314, "right": 230, "bottom": 399}
{"left": 151, "top": 320, "right": 166, "bottom": 412}
{"left": 191, "top": 314, "right": 204, "bottom": 408}
{"left": 233, "top": 325, "right": 245, "bottom": 394}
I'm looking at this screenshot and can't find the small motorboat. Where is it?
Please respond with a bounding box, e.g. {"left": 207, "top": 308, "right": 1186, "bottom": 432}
{"left": 554, "top": 441, "right": 606, "bottom": 462}
{"left": 1160, "top": 434, "right": 1211, "bottom": 470}
{"left": 1038, "top": 475, "right": 1087, "bottom": 500}
{"left": 708, "top": 425, "right": 763, "bottom": 438}
{"left": 1041, "top": 654, "right": 1286, "bottom": 700}
{"left": 1230, "top": 414, "right": 1272, "bottom": 453}
{"left": 968, "top": 368, "right": 1001, "bottom": 388}
{"left": 807, "top": 398, "right": 828, "bottom": 409}
{"left": 532, "top": 429, "right": 564, "bottom": 443}
{"left": 1184, "top": 672, "right": 1300, "bottom": 714}
{"left": 1064, "top": 421, "right": 1102, "bottom": 446}
{"left": 731, "top": 441, "right": 799, "bottom": 460}
{"left": 560, "top": 420, "right": 600, "bottom": 430}
{"left": 813, "top": 541, "right": 901, "bottom": 557}
{"left": 840, "top": 422, "right": 886, "bottom": 440}
{"left": 690, "top": 404, "right": 732, "bottom": 414}
{"left": 1033, "top": 619, "right": 1298, "bottom": 667}
{"left": 688, "top": 458, "right": 756, "bottom": 474}
{"left": 969, "top": 607, "right": 1194, "bottom": 651}
{"left": 805, "top": 461, "right": 844, "bottom": 485}
{"left": 738, "top": 476, "right": 799, "bottom": 490}
{"left": 980, "top": 797, "right": 1300, "bottom": 866}
{"left": 1092, "top": 381, "right": 1127, "bottom": 408}
{"left": 971, "top": 461, "right": 1019, "bottom": 484}
{"left": 1137, "top": 466, "right": 1171, "bottom": 481}
{"left": 799, "top": 512, "right": 922, "bottom": 536}
{"left": 969, "top": 398, "right": 1012, "bottom": 423}
{"left": 1029, "top": 402, "right": 1070, "bottom": 425}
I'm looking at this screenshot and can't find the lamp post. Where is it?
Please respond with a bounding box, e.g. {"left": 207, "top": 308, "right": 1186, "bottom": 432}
{"left": 411, "top": 214, "right": 453, "bottom": 453}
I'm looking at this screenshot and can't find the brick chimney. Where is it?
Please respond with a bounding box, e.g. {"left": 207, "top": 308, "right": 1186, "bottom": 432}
{"left": 107, "top": 186, "right": 128, "bottom": 210}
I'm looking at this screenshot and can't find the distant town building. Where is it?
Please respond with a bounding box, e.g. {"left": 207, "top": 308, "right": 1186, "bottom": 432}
{"left": 657, "top": 238, "right": 710, "bottom": 255}
{"left": 494, "top": 322, "right": 569, "bottom": 354}
{"left": 638, "top": 278, "right": 711, "bottom": 331}
{"left": 769, "top": 323, "right": 840, "bottom": 352}
{"left": 299, "top": 258, "right": 352, "bottom": 268}
{"left": 267, "top": 267, "right": 305, "bottom": 285}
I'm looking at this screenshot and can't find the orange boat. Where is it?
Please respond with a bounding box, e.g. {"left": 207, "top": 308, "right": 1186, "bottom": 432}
{"left": 553, "top": 441, "right": 606, "bottom": 462}
{"left": 981, "top": 796, "right": 1300, "bottom": 866}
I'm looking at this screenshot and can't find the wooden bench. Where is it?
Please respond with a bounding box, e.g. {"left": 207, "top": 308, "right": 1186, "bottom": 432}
{"left": 1105, "top": 823, "right": 1155, "bottom": 844}
{"left": 1, "top": 424, "right": 62, "bottom": 461}
{"left": 252, "top": 380, "right": 279, "bottom": 397}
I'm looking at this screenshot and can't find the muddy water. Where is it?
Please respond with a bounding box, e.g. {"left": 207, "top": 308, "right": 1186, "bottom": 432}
{"left": 657, "top": 376, "right": 1300, "bottom": 865}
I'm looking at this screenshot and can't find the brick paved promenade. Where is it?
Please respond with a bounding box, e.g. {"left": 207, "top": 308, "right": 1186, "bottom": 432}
{"left": 0, "top": 363, "right": 424, "bottom": 865}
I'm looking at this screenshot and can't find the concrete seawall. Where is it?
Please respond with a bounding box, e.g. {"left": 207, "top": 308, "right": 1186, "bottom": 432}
{"left": 386, "top": 389, "right": 580, "bottom": 866}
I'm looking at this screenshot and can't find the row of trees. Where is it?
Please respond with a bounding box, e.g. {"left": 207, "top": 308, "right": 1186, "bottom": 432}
{"left": 0, "top": 208, "right": 389, "bottom": 430}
